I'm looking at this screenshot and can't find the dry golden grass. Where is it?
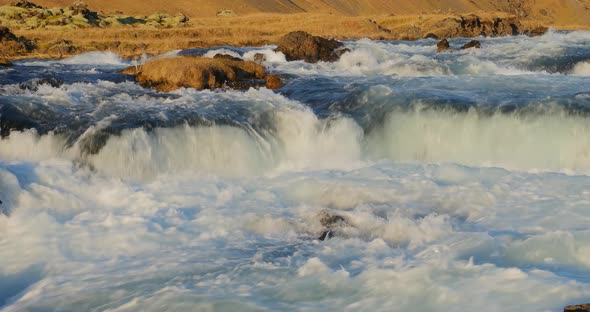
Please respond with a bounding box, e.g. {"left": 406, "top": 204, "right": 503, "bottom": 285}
{"left": 128, "top": 56, "right": 266, "bottom": 92}
{"left": 0, "top": 0, "right": 588, "bottom": 25}
{"left": 6, "top": 10, "right": 589, "bottom": 60}
{"left": 11, "top": 13, "right": 405, "bottom": 58}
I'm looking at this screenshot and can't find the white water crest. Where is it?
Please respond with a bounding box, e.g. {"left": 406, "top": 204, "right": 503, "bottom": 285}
{"left": 59, "top": 51, "right": 130, "bottom": 66}
{"left": 572, "top": 61, "right": 590, "bottom": 76}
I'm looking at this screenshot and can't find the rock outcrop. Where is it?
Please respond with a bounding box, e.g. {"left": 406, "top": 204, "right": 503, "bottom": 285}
{"left": 0, "top": 26, "right": 35, "bottom": 56}
{"left": 0, "top": 1, "right": 190, "bottom": 30}
{"left": 123, "top": 56, "right": 268, "bottom": 92}
{"left": 437, "top": 38, "right": 450, "bottom": 52}
{"left": 426, "top": 14, "right": 546, "bottom": 38}
{"left": 275, "top": 31, "right": 349, "bottom": 63}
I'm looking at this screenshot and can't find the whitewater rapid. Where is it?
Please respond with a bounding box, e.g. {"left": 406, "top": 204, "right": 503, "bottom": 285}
{"left": 1, "top": 30, "right": 590, "bottom": 311}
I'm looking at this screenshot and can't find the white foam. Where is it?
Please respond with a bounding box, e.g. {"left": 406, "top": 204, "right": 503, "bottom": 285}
{"left": 59, "top": 52, "right": 129, "bottom": 66}
{"left": 243, "top": 48, "right": 287, "bottom": 63}
{"left": 203, "top": 48, "right": 242, "bottom": 59}
{"left": 571, "top": 61, "right": 590, "bottom": 76}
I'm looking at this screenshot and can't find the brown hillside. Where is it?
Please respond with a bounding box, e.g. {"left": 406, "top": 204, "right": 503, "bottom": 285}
{"left": 0, "top": 0, "right": 588, "bottom": 27}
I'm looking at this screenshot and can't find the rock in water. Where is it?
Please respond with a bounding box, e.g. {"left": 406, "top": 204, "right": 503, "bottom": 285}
{"left": 123, "top": 56, "right": 266, "bottom": 92}
{"left": 462, "top": 40, "right": 481, "bottom": 49}
{"left": 565, "top": 304, "right": 590, "bottom": 312}
{"left": 437, "top": 38, "right": 450, "bottom": 52}
{"left": 265, "top": 75, "right": 281, "bottom": 89}
{"left": 317, "top": 211, "right": 348, "bottom": 240}
{"left": 253, "top": 53, "right": 266, "bottom": 63}
{"left": 275, "top": 31, "right": 349, "bottom": 63}
{"left": 213, "top": 54, "right": 242, "bottom": 61}
{"left": 0, "top": 58, "right": 13, "bottom": 67}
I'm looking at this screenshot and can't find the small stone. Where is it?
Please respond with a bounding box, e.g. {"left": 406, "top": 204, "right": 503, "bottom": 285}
{"left": 462, "top": 40, "right": 481, "bottom": 49}
{"left": 437, "top": 38, "right": 450, "bottom": 52}
{"left": 265, "top": 75, "right": 281, "bottom": 89}
{"left": 253, "top": 53, "right": 266, "bottom": 63}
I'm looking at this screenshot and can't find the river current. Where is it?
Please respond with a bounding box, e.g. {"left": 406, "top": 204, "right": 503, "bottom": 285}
{"left": 1, "top": 30, "right": 590, "bottom": 311}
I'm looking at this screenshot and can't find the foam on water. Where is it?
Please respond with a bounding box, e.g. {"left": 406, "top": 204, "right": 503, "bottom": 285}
{"left": 264, "top": 30, "right": 590, "bottom": 77}
{"left": 1, "top": 32, "right": 590, "bottom": 311}
{"left": 203, "top": 48, "right": 243, "bottom": 59}
{"left": 243, "top": 48, "right": 287, "bottom": 63}
{"left": 572, "top": 61, "right": 590, "bottom": 76}
{"left": 1, "top": 159, "right": 590, "bottom": 311}
{"left": 1, "top": 85, "right": 590, "bottom": 180}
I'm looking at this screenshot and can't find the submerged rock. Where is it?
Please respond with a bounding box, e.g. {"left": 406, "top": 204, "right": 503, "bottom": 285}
{"left": 462, "top": 40, "right": 481, "bottom": 49}
{"left": 275, "top": 31, "right": 349, "bottom": 63}
{"left": 19, "top": 78, "right": 63, "bottom": 91}
{"left": 265, "top": 75, "right": 281, "bottom": 89}
{"left": 124, "top": 56, "right": 266, "bottom": 92}
{"left": 318, "top": 211, "right": 348, "bottom": 241}
{"left": 437, "top": 38, "right": 450, "bottom": 52}
{"left": 565, "top": 304, "right": 590, "bottom": 312}
{"left": 213, "top": 53, "right": 241, "bottom": 61}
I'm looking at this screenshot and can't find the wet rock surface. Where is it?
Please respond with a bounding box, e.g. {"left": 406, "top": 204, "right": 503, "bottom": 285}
{"left": 437, "top": 38, "right": 450, "bottom": 52}
{"left": 123, "top": 56, "right": 268, "bottom": 92}
{"left": 275, "top": 31, "right": 349, "bottom": 63}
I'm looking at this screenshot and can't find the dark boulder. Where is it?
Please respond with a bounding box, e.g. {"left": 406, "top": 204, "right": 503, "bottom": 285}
{"left": 213, "top": 54, "right": 241, "bottom": 61}
{"left": 462, "top": 40, "right": 481, "bottom": 49}
{"left": 275, "top": 31, "right": 349, "bottom": 63}
{"left": 425, "top": 33, "right": 439, "bottom": 39}
{"left": 437, "top": 38, "right": 450, "bottom": 52}
{"left": 70, "top": 0, "right": 100, "bottom": 26}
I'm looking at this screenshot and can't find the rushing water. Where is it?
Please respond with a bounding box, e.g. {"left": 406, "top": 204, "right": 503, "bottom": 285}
{"left": 1, "top": 30, "right": 590, "bottom": 311}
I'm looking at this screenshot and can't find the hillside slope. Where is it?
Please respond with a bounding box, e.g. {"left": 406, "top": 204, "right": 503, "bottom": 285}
{"left": 0, "top": 0, "right": 589, "bottom": 27}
